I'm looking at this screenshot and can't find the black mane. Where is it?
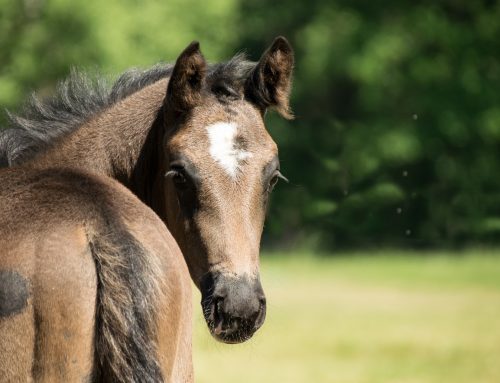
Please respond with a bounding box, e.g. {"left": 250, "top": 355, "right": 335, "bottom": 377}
{"left": 0, "top": 54, "right": 255, "bottom": 166}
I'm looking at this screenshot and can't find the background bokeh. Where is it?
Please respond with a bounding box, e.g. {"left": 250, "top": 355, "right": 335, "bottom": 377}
{"left": 2, "top": 0, "right": 500, "bottom": 249}
{"left": 1, "top": 1, "right": 500, "bottom": 382}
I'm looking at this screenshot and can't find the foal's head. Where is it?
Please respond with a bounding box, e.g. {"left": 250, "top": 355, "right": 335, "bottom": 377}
{"left": 161, "top": 37, "right": 293, "bottom": 343}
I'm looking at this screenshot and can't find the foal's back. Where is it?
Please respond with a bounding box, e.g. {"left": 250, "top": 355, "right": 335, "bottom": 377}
{"left": 0, "top": 167, "right": 192, "bottom": 382}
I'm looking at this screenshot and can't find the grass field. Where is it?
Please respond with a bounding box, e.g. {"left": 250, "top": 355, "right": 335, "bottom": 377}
{"left": 192, "top": 250, "right": 500, "bottom": 383}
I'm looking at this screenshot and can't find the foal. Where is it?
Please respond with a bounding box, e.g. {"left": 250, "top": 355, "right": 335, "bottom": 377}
{"left": 0, "top": 167, "right": 192, "bottom": 382}
{"left": 1, "top": 37, "right": 294, "bottom": 343}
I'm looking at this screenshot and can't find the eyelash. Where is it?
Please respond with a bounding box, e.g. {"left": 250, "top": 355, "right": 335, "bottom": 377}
{"left": 267, "top": 170, "right": 288, "bottom": 192}
{"left": 165, "top": 168, "right": 188, "bottom": 187}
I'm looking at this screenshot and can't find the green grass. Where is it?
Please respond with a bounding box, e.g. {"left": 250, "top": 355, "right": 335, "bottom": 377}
{"left": 192, "top": 250, "right": 500, "bottom": 383}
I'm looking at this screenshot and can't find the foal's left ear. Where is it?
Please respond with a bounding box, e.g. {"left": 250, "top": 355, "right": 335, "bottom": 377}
{"left": 165, "top": 41, "right": 207, "bottom": 114}
{"left": 246, "top": 36, "right": 294, "bottom": 119}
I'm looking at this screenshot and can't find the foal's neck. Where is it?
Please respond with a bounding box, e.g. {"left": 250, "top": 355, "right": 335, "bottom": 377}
{"left": 30, "top": 78, "right": 169, "bottom": 191}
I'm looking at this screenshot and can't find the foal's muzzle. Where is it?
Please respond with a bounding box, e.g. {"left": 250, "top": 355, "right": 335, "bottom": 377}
{"left": 201, "top": 272, "right": 266, "bottom": 344}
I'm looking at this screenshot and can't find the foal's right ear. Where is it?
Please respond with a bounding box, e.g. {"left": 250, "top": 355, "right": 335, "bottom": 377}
{"left": 246, "top": 36, "right": 294, "bottom": 119}
{"left": 165, "top": 41, "right": 207, "bottom": 114}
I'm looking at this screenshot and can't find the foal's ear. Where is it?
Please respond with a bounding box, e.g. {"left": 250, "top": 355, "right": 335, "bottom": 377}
{"left": 165, "top": 41, "right": 207, "bottom": 113}
{"left": 246, "top": 36, "right": 294, "bottom": 119}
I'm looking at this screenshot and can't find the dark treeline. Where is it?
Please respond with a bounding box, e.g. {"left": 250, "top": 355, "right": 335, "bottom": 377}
{"left": 234, "top": 0, "right": 500, "bottom": 249}
{"left": 1, "top": 0, "right": 500, "bottom": 249}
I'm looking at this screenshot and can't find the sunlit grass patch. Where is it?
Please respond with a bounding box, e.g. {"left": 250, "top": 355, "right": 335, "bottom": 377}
{"left": 193, "top": 250, "right": 500, "bottom": 383}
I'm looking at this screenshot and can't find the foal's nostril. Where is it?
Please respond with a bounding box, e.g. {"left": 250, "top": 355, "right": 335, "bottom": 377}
{"left": 213, "top": 296, "right": 225, "bottom": 319}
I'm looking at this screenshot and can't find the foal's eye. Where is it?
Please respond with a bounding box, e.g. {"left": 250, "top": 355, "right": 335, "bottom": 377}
{"left": 172, "top": 171, "right": 187, "bottom": 185}
{"left": 269, "top": 175, "right": 279, "bottom": 190}
{"left": 267, "top": 171, "right": 288, "bottom": 193}
{"left": 165, "top": 166, "right": 188, "bottom": 188}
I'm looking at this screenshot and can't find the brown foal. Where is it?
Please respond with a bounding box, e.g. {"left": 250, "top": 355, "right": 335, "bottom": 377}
{"left": 0, "top": 36, "right": 294, "bottom": 379}
{"left": 0, "top": 167, "right": 192, "bottom": 382}
{"left": 2, "top": 36, "right": 294, "bottom": 343}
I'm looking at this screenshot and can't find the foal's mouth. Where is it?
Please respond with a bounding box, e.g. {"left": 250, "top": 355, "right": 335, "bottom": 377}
{"left": 201, "top": 296, "right": 263, "bottom": 344}
{"left": 200, "top": 271, "right": 267, "bottom": 344}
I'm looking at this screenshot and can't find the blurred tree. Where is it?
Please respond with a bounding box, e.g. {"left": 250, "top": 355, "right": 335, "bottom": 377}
{"left": 0, "top": 0, "right": 238, "bottom": 117}
{"left": 233, "top": 0, "right": 500, "bottom": 248}
{"left": 0, "top": 0, "right": 101, "bottom": 111}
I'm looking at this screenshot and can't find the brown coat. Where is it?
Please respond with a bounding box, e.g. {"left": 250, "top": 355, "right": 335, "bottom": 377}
{"left": 0, "top": 167, "right": 192, "bottom": 382}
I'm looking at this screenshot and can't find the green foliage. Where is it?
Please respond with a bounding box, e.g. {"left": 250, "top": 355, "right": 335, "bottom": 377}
{"left": 233, "top": 1, "right": 500, "bottom": 248}
{"left": 0, "top": 0, "right": 238, "bottom": 113}
{"left": 0, "top": 0, "right": 99, "bottom": 109}
{"left": 1, "top": 0, "right": 500, "bottom": 248}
